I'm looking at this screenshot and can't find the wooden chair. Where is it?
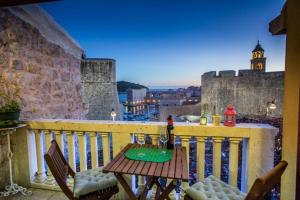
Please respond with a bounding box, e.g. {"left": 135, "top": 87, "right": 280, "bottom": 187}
{"left": 184, "top": 160, "right": 288, "bottom": 200}
{"left": 44, "top": 140, "right": 119, "bottom": 200}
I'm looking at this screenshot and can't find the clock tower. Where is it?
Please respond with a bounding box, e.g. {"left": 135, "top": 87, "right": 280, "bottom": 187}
{"left": 251, "top": 41, "right": 266, "bottom": 71}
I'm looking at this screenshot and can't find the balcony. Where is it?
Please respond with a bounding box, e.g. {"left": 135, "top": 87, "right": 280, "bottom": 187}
{"left": 3, "top": 120, "right": 277, "bottom": 199}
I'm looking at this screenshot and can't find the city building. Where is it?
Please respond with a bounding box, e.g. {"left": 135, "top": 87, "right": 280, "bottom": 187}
{"left": 126, "top": 88, "right": 147, "bottom": 105}
{"left": 125, "top": 88, "right": 147, "bottom": 117}
{"left": 159, "top": 95, "right": 186, "bottom": 107}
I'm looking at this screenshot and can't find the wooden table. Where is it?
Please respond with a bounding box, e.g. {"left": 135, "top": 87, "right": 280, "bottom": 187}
{"left": 103, "top": 143, "right": 188, "bottom": 200}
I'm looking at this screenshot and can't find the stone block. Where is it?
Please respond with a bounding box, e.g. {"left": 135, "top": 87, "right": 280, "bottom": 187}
{"left": 12, "top": 59, "right": 23, "bottom": 70}
{"left": 61, "top": 72, "right": 70, "bottom": 82}
{"left": 202, "top": 71, "right": 217, "bottom": 77}
{"left": 219, "top": 70, "right": 236, "bottom": 77}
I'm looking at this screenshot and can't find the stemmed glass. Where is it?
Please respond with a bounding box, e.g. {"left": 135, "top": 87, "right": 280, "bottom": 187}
{"left": 136, "top": 134, "right": 146, "bottom": 157}
{"left": 137, "top": 135, "right": 145, "bottom": 145}
{"left": 160, "top": 131, "right": 168, "bottom": 154}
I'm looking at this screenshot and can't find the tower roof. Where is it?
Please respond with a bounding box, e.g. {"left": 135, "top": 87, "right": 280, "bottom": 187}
{"left": 252, "top": 40, "right": 264, "bottom": 52}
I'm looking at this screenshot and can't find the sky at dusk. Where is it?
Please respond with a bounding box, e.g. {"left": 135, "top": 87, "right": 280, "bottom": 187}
{"left": 42, "top": 0, "right": 286, "bottom": 88}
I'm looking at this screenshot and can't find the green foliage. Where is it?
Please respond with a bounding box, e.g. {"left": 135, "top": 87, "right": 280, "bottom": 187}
{"left": 0, "top": 100, "right": 20, "bottom": 112}
{"left": 0, "top": 73, "right": 21, "bottom": 113}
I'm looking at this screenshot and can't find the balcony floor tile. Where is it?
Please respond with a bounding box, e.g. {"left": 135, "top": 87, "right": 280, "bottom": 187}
{"left": 3, "top": 188, "right": 67, "bottom": 200}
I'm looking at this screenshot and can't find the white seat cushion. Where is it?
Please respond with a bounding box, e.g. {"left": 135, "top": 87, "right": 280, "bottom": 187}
{"left": 186, "top": 176, "right": 246, "bottom": 200}
{"left": 73, "top": 168, "right": 117, "bottom": 198}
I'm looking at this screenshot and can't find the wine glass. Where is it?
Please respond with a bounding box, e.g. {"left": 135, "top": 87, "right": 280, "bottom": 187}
{"left": 136, "top": 135, "right": 145, "bottom": 158}
{"left": 136, "top": 135, "right": 145, "bottom": 145}
{"left": 160, "top": 131, "right": 168, "bottom": 154}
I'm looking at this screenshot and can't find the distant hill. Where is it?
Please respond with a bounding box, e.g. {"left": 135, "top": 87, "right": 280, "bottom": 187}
{"left": 117, "top": 81, "right": 148, "bottom": 92}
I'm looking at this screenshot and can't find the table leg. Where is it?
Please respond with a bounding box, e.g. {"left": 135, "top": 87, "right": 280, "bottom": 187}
{"left": 115, "top": 173, "right": 138, "bottom": 200}
{"left": 153, "top": 179, "right": 163, "bottom": 199}
{"left": 0, "top": 130, "right": 31, "bottom": 198}
{"left": 139, "top": 177, "right": 155, "bottom": 200}
{"left": 156, "top": 180, "right": 177, "bottom": 200}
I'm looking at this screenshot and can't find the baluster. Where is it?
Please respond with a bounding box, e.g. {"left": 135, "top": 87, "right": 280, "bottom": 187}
{"left": 181, "top": 136, "right": 190, "bottom": 197}
{"left": 44, "top": 130, "right": 56, "bottom": 185}
{"left": 213, "top": 137, "right": 224, "bottom": 179}
{"left": 102, "top": 133, "right": 110, "bottom": 166}
{"left": 53, "top": 130, "right": 64, "bottom": 155}
{"left": 241, "top": 138, "right": 248, "bottom": 192}
{"left": 151, "top": 134, "right": 160, "bottom": 145}
{"left": 196, "top": 136, "right": 207, "bottom": 180}
{"left": 90, "top": 132, "right": 99, "bottom": 169}
{"left": 229, "top": 138, "right": 242, "bottom": 186}
{"left": 33, "top": 130, "right": 46, "bottom": 183}
{"left": 181, "top": 137, "right": 190, "bottom": 171}
{"left": 77, "top": 131, "right": 87, "bottom": 171}
{"left": 66, "top": 131, "right": 76, "bottom": 171}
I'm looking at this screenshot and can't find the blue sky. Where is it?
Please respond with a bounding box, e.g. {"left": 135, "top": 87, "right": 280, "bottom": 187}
{"left": 42, "top": 0, "right": 286, "bottom": 88}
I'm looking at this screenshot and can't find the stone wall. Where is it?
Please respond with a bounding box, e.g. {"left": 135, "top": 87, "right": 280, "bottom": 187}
{"left": 0, "top": 6, "right": 87, "bottom": 188}
{"left": 0, "top": 6, "right": 87, "bottom": 119}
{"left": 81, "top": 59, "right": 121, "bottom": 120}
{"left": 201, "top": 70, "right": 284, "bottom": 118}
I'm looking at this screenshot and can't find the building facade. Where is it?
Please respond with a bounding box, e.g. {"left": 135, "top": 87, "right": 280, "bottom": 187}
{"left": 126, "top": 88, "right": 147, "bottom": 104}
{"left": 201, "top": 42, "right": 284, "bottom": 119}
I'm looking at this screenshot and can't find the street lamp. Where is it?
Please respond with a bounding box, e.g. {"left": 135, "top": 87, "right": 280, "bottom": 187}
{"left": 111, "top": 109, "right": 116, "bottom": 121}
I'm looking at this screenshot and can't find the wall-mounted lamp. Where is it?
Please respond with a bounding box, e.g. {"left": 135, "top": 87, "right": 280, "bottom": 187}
{"left": 111, "top": 109, "right": 116, "bottom": 121}
{"left": 266, "top": 100, "right": 277, "bottom": 116}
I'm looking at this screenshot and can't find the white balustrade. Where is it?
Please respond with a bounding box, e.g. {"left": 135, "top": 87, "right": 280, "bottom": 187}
{"left": 20, "top": 120, "right": 276, "bottom": 196}
{"left": 90, "top": 132, "right": 99, "bottom": 169}
{"left": 229, "top": 138, "right": 242, "bottom": 187}
{"left": 65, "top": 131, "right": 76, "bottom": 171}
{"left": 33, "top": 130, "right": 46, "bottom": 183}
{"left": 101, "top": 133, "right": 110, "bottom": 166}
{"left": 53, "top": 130, "right": 64, "bottom": 156}
{"left": 44, "top": 130, "right": 55, "bottom": 185}
{"left": 196, "top": 136, "right": 206, "bottom": 180}
{"left": 213, "top": 137, "right": 224, "bottom": 179}
{"left": 77, "top": 131, "right": 87, "bottom": 171}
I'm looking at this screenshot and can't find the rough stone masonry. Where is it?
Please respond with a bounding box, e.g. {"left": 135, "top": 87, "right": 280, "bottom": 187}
{"left": 0, "top": 6, "right": 87, "bottom": 119}
{"left": 201, "top": 70, "right": 284, "bottom": 119}
{"left": 81, "top": 58, "right": 121, "bottom": 120}
{"left": 0, "top": 5, "right": 120, "bottom": 188}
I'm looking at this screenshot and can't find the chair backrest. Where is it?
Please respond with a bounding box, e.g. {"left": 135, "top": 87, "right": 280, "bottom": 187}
{"left": 44, "top": 140, "right": 75, "bottom": 200}
{"left": 245, "top": 160, "right": 288, "bottom": 200}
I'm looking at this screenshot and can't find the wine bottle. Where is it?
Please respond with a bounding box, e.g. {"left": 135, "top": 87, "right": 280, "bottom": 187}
{"left": 167, "top": 115, "right": 174, "bottom": 149}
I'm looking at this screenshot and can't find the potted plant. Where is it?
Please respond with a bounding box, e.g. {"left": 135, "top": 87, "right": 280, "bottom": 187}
{"left": 0, "top": 73, "right": 21, "bottom": 127}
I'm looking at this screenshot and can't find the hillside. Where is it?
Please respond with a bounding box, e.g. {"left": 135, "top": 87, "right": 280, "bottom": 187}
{"left": 117, "top": 81, "right": 148, "bottom": 92}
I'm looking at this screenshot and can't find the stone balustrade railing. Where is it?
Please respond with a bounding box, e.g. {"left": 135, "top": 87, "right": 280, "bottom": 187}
{"left": 10, "top": 120, "right": 277, "bottom": 197}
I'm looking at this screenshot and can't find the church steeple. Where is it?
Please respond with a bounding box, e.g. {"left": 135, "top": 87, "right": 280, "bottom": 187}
{"left": 251, "top": 40, "right": 266, "bottom": 71}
